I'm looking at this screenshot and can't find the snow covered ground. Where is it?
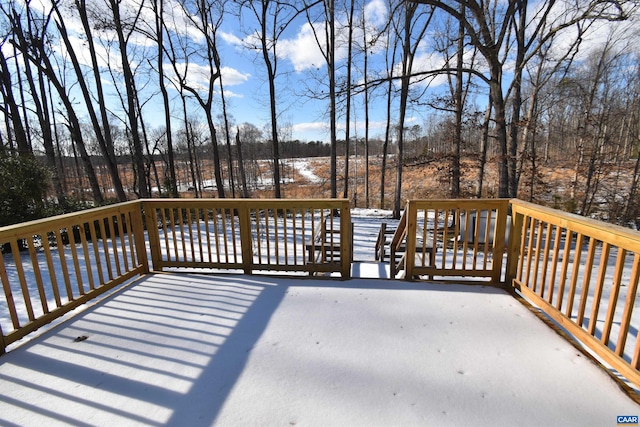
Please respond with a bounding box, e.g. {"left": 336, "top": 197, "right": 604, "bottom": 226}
{"left": 0, "top": 273, "right": 637, "bottom": 426}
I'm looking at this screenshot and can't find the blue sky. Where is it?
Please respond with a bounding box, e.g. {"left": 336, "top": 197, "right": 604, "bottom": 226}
{"left": 15, "top": 0, "right": 640, "bottom": 146}
{"left": 147, "top": 0, "right": 452, "bottom": 143}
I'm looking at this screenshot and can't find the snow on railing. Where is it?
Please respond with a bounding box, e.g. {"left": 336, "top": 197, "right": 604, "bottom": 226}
{"left": 142, "top": 199, "right": 351, "bottom": 277}
{"left": 394, "top": 199, "right": 510, "bottom": 282}
{"left": 0, "top": 198, "right": 352, "bottom": 353}
{"left": 0, "top": 201, "right": 148, "bottom": 352}
{"left": 508, "top": 199, "right": 640, "bottom": 389}
{"left": 2, "top": 197, "right": 639, "bottom": 390}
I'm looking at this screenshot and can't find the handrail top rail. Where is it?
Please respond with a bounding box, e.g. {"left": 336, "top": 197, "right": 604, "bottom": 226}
{"left": 411, "top": 198, "right": 510, "bottom": 207}
{"left": 141, "top": 198, "right": 349, "bottom": 207}
{"left": 391, "top": 209, "right": 407, "bottom": 247}
{"left": 0, "top": 200, "right": 142, "bottom": 238}
{"left": 0, "top": 198, "right": 351, "bottom": 240}
{"left": 510, "top": 198, "right": 640, "bottom": 251}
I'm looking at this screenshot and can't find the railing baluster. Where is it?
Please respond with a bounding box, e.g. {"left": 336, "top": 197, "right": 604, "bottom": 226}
{"left": 78, "top": 223, "right": 95, "bottom": 291}
{"left": 588, "top": 243, "right": 611, "bottom": 335}
{"left": 11, "top": 239, "right": 35, "bottom": 320}
{"left": 161, "top": 208, "right": 170, "bottom": 262}
{"left": 615, "top": 253, "right": 640, "bottom": 357}
{"left": 67, "top": 226, "right": 85, "bottom": 297}
{"left": 274, "top": 209, "right": 281, "bottom": 265}
{"left": 118, "top": 214, "right": 130, "bottom": 272}
{"left": 231, "top": 209, "right": 239, "bottom": 264}
{"left": 0, "top": 251, "right": 20, "bottom": 328}
{"left": 42, "top": 232, "right": 62, "bottom": 307}
{"left": 222, "top": 209, "right": 230, "bottom": 264}
{"left": 539, "top": 223, "right": 553, "bottom": 299}
{"left": 107, "top": 217, "right": 122, "bottom": 277}
{"left": 602, "top": 249, "right": 627, "bottom": 347}
{"left": 517, "top": 216, "right": 529, "bottom": 283}
{"left": 90, "top": 221, "right": 105, "bottom": 285}
{"left": 255, "top": 209, "right": 263, "bottom": 264}
{"left": 98, "top": 219, "right": 113, "bottom": 280}
{"left": 532, "top": 219, "right": 544, "bottom": 295}
{"left": 556, "top": 229, "right": 573, "bottom": 311}
{"left": 547, "top": 225, "right": 562, "bottom": 305}
{"left": 441, "top": 209, "right": 450, "bottom": 270}
{"left": 452, "top": 209, "right": 460, "bottom": 269}
{"left": 177, "top": 208, "right": 186, "bottom": 263}
{"left": 565, "top": 233, "right": 584, "bottom": 318}
{"left": 187, "top": 208, "right": 195, "bottom": 263}
{"left": 212, "top": 209, "right": 221, "bottom": 264}
{"left": 461, "top": 209, "right": 471, "bottom": 271}
{"left": 472, "top": 209, "right": 481, "bottom": 270}
{"left": 55, "top": 229, "right": 73, "bottom": 300}
{"left": 126, "top": 211, "right": 137, "bottom": 269}
{"left": 26, "top": 236, "right": 48, "bottom": 314}
{"left": 292, "top": 209, "right": 298, "bottom": 265}
{"left": 204, "top": 208, "right": 213, "bottom": 264}
{"left": 524, "top": 217, "right": 536, "bottom": 288}
{"left": 482, "top": 209, "right": 493, "bottom": 271}
{"left": 576, "top": 238, "right": 597, "bottom": 326}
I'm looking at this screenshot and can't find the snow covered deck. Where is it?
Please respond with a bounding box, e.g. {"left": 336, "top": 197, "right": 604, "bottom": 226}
{"left": 0, "top": 273, "right": 637, "bottom": 426}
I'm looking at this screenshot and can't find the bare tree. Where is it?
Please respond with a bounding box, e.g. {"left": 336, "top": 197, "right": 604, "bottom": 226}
{"left": 304, "top": 0, "right": 339, "bottom": 198}
{"left": 416, "top": 0, "right": 630, "bottom": 198}
{"left": 393, "top": 2, "right": 433, "bottom": 218}
{"left": 241, "top": 0, "right": 310, "bottom": 198}
{"left": 177, "top": 0, "right": 226, "bottom": 198}
{"left": 341, "top": 0, "right": 356, "bottom": 199}
{"left": 149, "top": 0, "right": 178, "bottom": 196}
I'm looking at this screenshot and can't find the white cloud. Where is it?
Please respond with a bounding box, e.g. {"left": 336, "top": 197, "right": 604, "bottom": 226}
{"left": 220, "top": 31, "right": 244, "bottom": 47}
{"left": 163, "top": 62, "right": 249, "bottom": 94}
{"left": 364, "top": 0, "right": 388, "bottom": 28}
{"left": 64, "top": 35, "right": 112, "bottom": 70}
{"left": 278, "top": 23, "right": 327, "bottom": 72}
{"left": 526, "top": 0, "right": 640, "bottom": 62}
{"left": 221, "top": 66, "right": 251, "bottom": 86}
{"left": 293, "top": 121, "right": 328, "bottom": 133}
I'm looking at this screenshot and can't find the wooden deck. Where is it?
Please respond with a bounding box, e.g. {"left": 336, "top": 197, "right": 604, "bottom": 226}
{"left": 0, "top": 273, "right": 637, "bottom": 426}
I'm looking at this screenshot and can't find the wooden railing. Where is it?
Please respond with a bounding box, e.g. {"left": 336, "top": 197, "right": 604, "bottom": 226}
{"left": 2, "top": 196, "right": 639, "bottom": 390}
{"left": 0, "top": 198, "right": 351, "bottom": 354}
{"left": 0, "top": 201, "right": 148, "bottom": 353}
{"left": 507, "top": 199, "right": 640, "bottom": 389}
{"left": 142, "top": 199, "right": 351, "bottom": 277}
{"left": 396, "top": 199, "right": 510, "bottom": 282}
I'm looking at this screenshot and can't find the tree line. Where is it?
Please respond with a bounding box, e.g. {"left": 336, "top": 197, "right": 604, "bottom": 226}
{"left": 0, "top": 0, "right": 639, "bottom": 226}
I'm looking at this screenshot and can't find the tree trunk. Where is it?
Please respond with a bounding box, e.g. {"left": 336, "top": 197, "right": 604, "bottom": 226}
{"left": 235, "top": 128, "right": 249, "bottom": 198}
{"left": 153, "top": 0, "right": 178, "bottom": 197}
{"left": 0, "top": 50, "right": 30, "bottom": 155}
{"left": 451, "top": 2, "right": 465, "bottom": 198}
{"left": 109, "top": 0, "right": 149, "bottom": 198}
{"left": 58, "top": 0, "right": 128, "bottom": 201}
{"left": 342, "top": 0, "right": 355, "bottom": 200}
{"left": 476, "top": 97, "right": 492, "bottom": 198}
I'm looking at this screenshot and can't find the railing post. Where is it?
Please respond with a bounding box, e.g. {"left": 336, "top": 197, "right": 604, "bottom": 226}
{"left": 0, "top": 323, "right": 5, "bottom": 356}
{"left": 505, "top": 200, "right": 524, "bottom": 288}
{"left": 142, "top": 201, "right": 161, "bottom": 272}
{"left": 238, "top": 204, "right": 254, "bottom": 275}
{"left": 491, "top": 200, "right": 510, "bottom": 284}
{"left": 340, "top": 200, "right": 352, "bottom": 279}
{"left": 132, "top": 201, "right": 150, "bottom": 274}
{"left": 405, "top": 201, "right": 418, "bottom": 280}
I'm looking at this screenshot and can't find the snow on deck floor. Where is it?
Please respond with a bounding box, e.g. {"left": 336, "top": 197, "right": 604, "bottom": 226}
{"left": 0, "top": 273, "right": 637, "bottom": 426}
